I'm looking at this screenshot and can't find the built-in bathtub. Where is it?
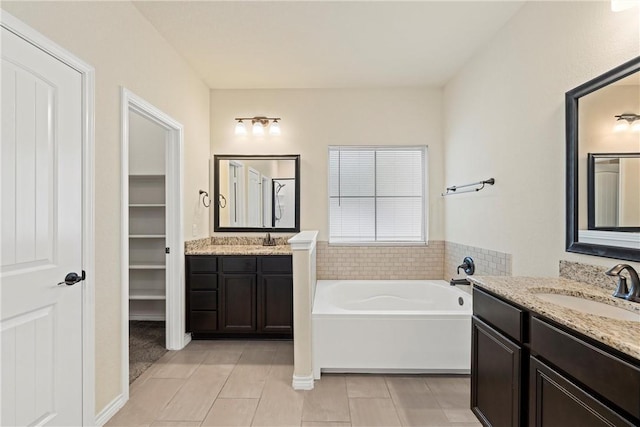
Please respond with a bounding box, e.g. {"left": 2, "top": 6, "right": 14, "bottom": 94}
{"left": 312, "top": 280, "right": 472, "bottom": 379}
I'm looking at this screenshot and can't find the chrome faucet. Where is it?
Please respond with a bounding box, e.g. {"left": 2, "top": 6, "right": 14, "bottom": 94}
{"left": 605, "top": 264, "right": 640, "bottom": 303}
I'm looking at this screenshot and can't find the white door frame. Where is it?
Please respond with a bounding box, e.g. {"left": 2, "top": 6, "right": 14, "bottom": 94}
{"left": 1, "top": 11, "right": 96, "bottom": 425}
{"left": 120, "top": 88, "right": 186, "bottom": 403}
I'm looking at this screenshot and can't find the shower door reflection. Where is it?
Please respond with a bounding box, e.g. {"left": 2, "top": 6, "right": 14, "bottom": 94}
{"left": 272, "top": 178, "right": 295, "bottom": 228}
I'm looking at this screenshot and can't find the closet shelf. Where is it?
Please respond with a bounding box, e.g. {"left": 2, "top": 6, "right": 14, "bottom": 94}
{"left": 129, "top": 174, "right": 165, "bottom": 178}
{"left": 129, "top": 234, "right": 166, "bottom": 239}
{"left": 129, "top": 289, "right": 166, "bottom": 300}
{"left": 129, "top": 263, "right": 166, "bottom": 270}
{"left": 129, "top": 204, "right": 166, "bottom": 208}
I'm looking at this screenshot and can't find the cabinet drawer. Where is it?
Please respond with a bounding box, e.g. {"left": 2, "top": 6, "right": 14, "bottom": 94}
{"left": 189, "top": 256, "right": 218, "bottom": 273}
{"left": 529, "top": 356, "right": 633, "bottom": 427}
{"left": 473, "top": 287, "right": 525, "bottom": 343}
{"left": 190, "top": 311, "right": 218, "bottom": 332}
{"left": 530, "top": 316, "right": 640, "bottom": 419}
{"left": 190, "top": 291, "right": 218, "bottom": 310}
{"left": 261, "top": 256, "right": 292, "bottom": 273}
{"left": 221, "top": 256, "right": 257, "bottom": 273}
{"left": 189, "top": 273, "right": 217, "bottom": 290}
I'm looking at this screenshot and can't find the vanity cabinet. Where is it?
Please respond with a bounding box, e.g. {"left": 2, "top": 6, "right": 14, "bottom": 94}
{"left": 186, "top": 255, "right": 293, "bottom": 338}
{"left": 472, "top": 288, "right": 526, "bottom": 427}
{"left": 472, "top": 287, "right": 640, "bottom": 427}
{"left": 529, "top": 317, "right": 639, "bottom": 426}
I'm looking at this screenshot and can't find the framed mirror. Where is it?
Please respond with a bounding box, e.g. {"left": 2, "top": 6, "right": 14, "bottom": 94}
{"left": 566, "top": 56, "right": 640, "bottom": 261}
{"left": 213, "top": 154, "right": 300, "bottom": 232}
{"left": 587, "top": 153, "right": 640, "bottom": 232}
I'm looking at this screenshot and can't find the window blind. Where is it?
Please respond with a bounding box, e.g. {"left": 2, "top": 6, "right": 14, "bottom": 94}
{"left": 328, "top": 146, "right": 426, "bottom": 243}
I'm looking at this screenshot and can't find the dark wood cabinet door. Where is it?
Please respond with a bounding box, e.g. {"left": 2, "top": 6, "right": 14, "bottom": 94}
{"left": 259, "top": 275, "right": 293, "bottom": 334}
{"left": 472, "top": 316, "right": 522, "bottom": 427}
{"left": 220, "top": 274, "right": 256, "bottom": 332}
{"left": 529, "top": 356, "right": 634, "bottom": 427}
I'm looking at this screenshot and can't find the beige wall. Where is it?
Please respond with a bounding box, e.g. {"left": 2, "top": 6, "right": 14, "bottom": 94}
{"left": 210, "top": 88, "right": 445, "bottom": 242}
{"left": 443, "top": 1, "right": 640, "bottom": 276}
{"left": 1, "top": 1, "right": 211, "bottom": 413}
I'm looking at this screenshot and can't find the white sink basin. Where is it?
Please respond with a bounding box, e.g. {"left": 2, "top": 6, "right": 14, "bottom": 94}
{"left": 534, "top": 293, "right": 640, "bottom": 322}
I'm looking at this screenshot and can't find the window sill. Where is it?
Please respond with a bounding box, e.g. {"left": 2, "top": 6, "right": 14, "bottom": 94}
{"left": 327, "top": 241, "right": 429, "bottom": 247}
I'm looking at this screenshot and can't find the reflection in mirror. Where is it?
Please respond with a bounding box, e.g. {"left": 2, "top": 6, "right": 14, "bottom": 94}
{"left": 214, "top": 155, "right": 300, "bottom": 232}
{"left": 588, "top": 153, "right": 640, "bottom": 231}
{"left": 566, "top": 56, "right": 640, "bottom": 261}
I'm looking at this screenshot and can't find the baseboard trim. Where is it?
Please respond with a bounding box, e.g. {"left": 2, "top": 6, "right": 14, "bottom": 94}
{"left": 183, "top": 332, "right": 192, "bottom": 348}
{"left": 292, "top": 374, "right": 314, "bottom": 390}
{"left": 95, "top": 393, "right": 126, "bottom": 426}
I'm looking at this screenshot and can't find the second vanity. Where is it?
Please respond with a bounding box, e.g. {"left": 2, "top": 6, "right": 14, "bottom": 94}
{"left": 185, "top": 238, "right": 293, "bottom": 339}
{"left": 469, "top": 276, "right": 640, "bottom": 427}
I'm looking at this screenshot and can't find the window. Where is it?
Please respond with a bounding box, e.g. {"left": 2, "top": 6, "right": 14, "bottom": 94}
{"left": 328, "top": 146, "right": 427, "bottom": 243}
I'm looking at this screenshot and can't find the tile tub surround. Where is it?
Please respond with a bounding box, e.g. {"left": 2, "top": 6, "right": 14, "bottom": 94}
{"left": 445, "top": 241, "right": 511, "bottom": 281}
{"left": 316, "top": 241, "right": 445, "bottom": 280}
{"left": 559, "top": 260, "right": 624, "bottom": 290}
{"left": 185, "top": 236, "right": 293, "bottom": 255}
{"left": 468, "top": 276, "right": 640, "bottom": 360}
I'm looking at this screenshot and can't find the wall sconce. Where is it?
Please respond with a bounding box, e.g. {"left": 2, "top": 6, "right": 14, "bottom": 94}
{"left": 613, "top": 113, "right": 640, "bottom": 132}
{"left": 234, "top": 116, "right": 281, "bottom": 136}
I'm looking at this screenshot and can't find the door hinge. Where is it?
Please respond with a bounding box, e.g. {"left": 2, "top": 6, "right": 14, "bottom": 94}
{"left": 165, "top": 247, "right": 170, "bottom": 254}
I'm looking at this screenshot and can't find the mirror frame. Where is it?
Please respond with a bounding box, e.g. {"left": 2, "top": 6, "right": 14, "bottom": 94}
{"left": 213, "top": 154, "right": 301, "bottom": 233}
{"left": 587, "top": 152, "right": 640, "bottom": 232}
{"left": 566, "top": 56, "right": 640, "bottom": 262}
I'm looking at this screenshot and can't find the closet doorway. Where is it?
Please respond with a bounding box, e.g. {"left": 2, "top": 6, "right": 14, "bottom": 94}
{"left": 121, "top": 88, "right": 185, "bottom": 400}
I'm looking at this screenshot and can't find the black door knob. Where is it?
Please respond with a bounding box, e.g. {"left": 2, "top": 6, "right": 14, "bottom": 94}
{"left": 58, "top": 271, "right": 85, "bottom": 286}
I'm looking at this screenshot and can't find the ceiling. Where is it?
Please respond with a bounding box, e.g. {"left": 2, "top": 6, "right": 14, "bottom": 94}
{"left": 133, "top": 1, "right": 525, "bottom": 89}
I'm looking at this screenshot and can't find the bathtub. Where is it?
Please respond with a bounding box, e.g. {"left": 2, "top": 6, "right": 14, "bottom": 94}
{"left": 312, "top": 280, "right": 472, "bottom": 379}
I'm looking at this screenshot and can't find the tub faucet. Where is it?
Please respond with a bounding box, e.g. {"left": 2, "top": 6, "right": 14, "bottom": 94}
{"left": 457, "top": 257, "right": 475, "bottom": 276}
{"left": 605, "top": 264, "right": 640, "bottom": 303}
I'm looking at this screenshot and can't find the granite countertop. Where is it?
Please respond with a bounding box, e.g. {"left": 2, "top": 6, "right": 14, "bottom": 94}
{"left": 468, "top": 276, "right": 640, "bottom": 361}
{"left": 185, "top": 244, "right": 292, "bottom": 256}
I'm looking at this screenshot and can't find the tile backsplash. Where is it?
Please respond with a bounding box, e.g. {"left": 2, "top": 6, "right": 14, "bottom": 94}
{"left": 444, "top": 241, "right": 512, "bottom": 280}
{"left": 316, "top": 241, "right": 444, "bottom": 280}
{"left": 187, "top": 236, "right": 513, "bottom": 282}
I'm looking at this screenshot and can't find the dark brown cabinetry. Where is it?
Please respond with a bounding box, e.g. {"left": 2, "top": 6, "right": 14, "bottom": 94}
{"left": 472, "top": 287, "right": 639, "bottom": 427}
{"left": 472, "top": 288, "right": 526, "bottom": 427}
{"left": 529, "top": 356, "right": 633, "bottom": 427}
{"left": 186, "top": 255, "right": 292, "bottom": 339}
{"left": 472, "top": 316, "right": 522, "bottom": 427}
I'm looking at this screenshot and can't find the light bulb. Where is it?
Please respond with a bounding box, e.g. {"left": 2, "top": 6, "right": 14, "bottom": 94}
{"left": 614, "top": 119, "right": 630, "bottom": 132}
{"left": 252, "top": 121, "right": 264, "bottom": 136}
{"left": 632, "top": 120, "right": 640, "bottom": 132}
{"left": 235, "top": 120, "right": 247, "bottom": 136}
{"left": 269, "top": 120, "right": 281, "bottom": 136}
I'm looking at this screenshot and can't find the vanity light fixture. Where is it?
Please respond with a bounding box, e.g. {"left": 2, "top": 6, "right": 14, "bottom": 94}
{"left": 613, "top": 113, "right": 640, "bottom": 132}
{"left": 234, "top": 116, "right": 282, "bottom": 136}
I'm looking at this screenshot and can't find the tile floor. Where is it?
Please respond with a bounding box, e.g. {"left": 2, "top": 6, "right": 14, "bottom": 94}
{"left": 106, "top": 340, "right": 481, "bottom": 427}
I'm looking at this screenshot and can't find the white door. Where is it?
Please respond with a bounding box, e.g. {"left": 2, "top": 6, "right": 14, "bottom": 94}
{"left": 1, "top": 27, "right": 84, "bottom": 426}
{"left": 262, "top": 176, "right": 272, "bottom": 228}
{"left": 228, "top": 162, "right": 243, "bottom": 227}
{"left": 247, "top": 168, "right": 261, "bottom": 227}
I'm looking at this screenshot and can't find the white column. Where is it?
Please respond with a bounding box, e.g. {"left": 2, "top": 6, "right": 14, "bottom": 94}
{"left": 288, "top": 230, "right": 318, "bottom": 390}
